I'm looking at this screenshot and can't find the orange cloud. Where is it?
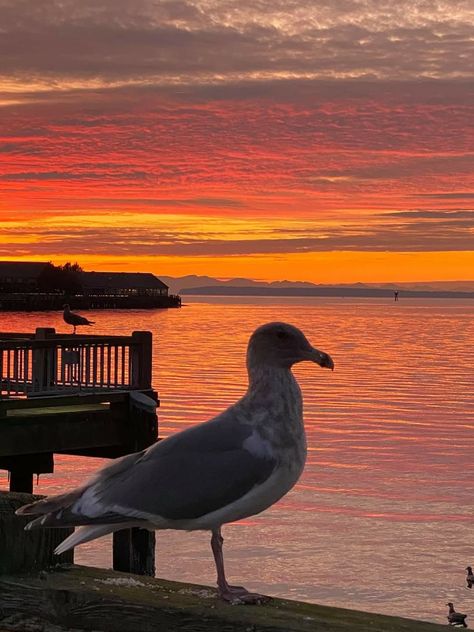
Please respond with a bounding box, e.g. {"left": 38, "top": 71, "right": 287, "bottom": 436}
{"left": 0, "top": 80, "right": 472, "bottom": 282}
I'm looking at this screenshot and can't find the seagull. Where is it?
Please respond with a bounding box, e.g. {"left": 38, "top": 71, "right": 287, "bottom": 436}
{"left": 466, "top": 566, "right": 474, "bottom": 589}
{"left": 447, "top": 603, "right": 468, "bottom": 627}
{"left": 16, "top": 322, "right": 334, "bottom": 604}
{"left": 63, "top": 304, "right": 95, "bottom": 334}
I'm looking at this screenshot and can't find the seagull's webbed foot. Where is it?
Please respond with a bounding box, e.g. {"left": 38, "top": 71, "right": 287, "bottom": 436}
{"left": 218, "top": 584, "right": 270, "bottom": 605}
{"left": 210, "top": 528, "right": 270, "bottom": 606}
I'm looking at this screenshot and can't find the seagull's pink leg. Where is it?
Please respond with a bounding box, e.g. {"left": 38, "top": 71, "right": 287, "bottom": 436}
{"left": 210, "top": 528, "right": 269, "bottom": 605}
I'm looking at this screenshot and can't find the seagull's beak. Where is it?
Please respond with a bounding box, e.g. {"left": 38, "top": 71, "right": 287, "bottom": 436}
{"left": 304, "top": 347, "right": 334, "bottom": 371}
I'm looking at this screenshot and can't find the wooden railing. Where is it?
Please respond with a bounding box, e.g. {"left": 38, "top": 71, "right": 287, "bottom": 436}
{"left": 0, "top": 328, "right": 152, "bottom": 398}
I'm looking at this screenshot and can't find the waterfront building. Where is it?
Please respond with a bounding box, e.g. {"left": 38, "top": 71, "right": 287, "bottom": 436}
{"left": 81, "top": 272, "right": 169, "bottom": 298}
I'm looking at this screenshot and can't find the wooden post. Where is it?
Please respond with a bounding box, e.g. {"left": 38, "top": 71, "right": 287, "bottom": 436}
{"left": 112, "top": 528, "right": 155, "bottom": 577}
{"left": 112, "top": 391, "right": 158, "bottom": 576}
{"left": 127, "top": 390, "right": 158, "bottom": 449}
{"left": 6, "top": 454, "right": 54, "bottom": 495}
{"left": 10, "top": 470, "right": 33, "bottom": 494}
{"left": 0, "top": 491, "right": 73, "bottom": 574}
{"left": 130, "top": 331, "right": 152, "bottom": 390}
{"left": 32, "top": 328, "right": 56, "bottom": 395}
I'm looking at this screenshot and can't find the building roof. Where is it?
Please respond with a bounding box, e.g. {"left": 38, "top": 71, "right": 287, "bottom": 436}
{"left": 82, "top": 271, "right": 168, "bottom": 290}
{"left": 0, "top": 261, "right": 51, "bottom": 279}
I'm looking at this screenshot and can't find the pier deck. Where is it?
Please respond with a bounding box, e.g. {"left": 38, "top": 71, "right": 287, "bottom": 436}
{"left": 0, "top": 328, "right": 158, "bottom": 489}
{"left": 0, "top": 565, "right": 448, "bottom": 632}
{"left": 0, "top": 329, "right": 158, "bottom": 575}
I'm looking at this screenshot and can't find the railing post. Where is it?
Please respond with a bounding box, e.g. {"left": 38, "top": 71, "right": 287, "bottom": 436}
{"left": 130, "top": 331, "right": 152, "bottom": 390}
{"left": 112, "top": 391, "right": 157, "bottom": 577}
{"left": 32, "top": 328, "right": 56, "bottom": 395}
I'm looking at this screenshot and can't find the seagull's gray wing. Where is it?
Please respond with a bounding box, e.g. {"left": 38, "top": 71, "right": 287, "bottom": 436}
{"left": 72, "top": 313, "right": 91, "bottom": 325}
{"left": 85, "top": 414, "right": 277, "bottom": 522}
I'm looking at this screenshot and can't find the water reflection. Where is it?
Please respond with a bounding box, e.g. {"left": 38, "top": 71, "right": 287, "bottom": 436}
{"left": 0, "top": 297, "right": 473, "bottom": 624}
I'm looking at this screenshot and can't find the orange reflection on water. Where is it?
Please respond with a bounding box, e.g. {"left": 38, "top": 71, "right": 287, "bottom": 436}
{"left": 0, "top": 296, "right": 473, "bottom": 624}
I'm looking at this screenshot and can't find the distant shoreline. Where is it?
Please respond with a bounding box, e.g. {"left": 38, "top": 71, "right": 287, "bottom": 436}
{"left": 0, "top": 292, "right": 181, "bottom": 312}
{"left": 180, "top": 286, "right": 474, "bottom": 299}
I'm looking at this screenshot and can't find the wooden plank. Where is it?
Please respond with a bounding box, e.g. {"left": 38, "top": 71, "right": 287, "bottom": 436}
{"left": 0, "top": 335, "right": 135, "bottom": 349}
{"left": 0, "top": 391, "right": 137, "bottom": 412}
{"left": 0, "top": 565, "right": 448, "bottom": 632}
{"left": 0, "top": 409, "right": 128, "bottom": 457}
{"left": 0, "top": 453, "right": 54, "bottom": 479}
{"left": 6, "top": 403, "right": 109, "bottom": 417}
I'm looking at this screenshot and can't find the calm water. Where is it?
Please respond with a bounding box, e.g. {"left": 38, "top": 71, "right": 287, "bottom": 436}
{"left": 1, "top": 297, "right": 473, "bottom": 624}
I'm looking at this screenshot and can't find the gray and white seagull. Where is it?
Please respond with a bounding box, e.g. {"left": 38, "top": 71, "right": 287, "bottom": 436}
{"left": 17, "top": 322, "right": 334, "bottom": 604}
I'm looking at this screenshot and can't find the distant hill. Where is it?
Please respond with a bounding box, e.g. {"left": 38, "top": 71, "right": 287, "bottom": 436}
{"left": 159, "top": 275, "right": 317, "bottom": 294}
{"left": 160, "top": 275, "right": 474, "bottom": 298}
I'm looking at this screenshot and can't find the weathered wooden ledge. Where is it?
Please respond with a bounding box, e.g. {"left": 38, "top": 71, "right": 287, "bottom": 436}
{"left": 0, "top": 565, "right": 447, "bottom": 632}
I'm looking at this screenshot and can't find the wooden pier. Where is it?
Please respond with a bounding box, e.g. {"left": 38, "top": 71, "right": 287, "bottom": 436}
{"left": 0, "top": 564, "right": 449, "bottom": 632}
{"left": 0, "top": 328, "right": 158, "bottom": 575}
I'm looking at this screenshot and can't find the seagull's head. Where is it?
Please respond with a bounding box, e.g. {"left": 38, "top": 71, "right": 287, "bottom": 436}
{"left": 247, "top": 322, "right": 334, "bottom": 371}
{"left": 467, "top": 567, "right": 472, "bottom": 572}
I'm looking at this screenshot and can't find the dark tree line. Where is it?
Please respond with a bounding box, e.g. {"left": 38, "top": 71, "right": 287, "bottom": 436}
{"left": 37, "top": 262, "right": 83, "bottom": 294}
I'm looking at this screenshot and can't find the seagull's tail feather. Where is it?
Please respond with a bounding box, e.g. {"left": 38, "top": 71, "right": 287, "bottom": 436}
{"left": 17, "top": 452, "right": 146, "bottom": 532}
{"left": 55, "top": 525, "right": 118, "bottom": 555}
{"left": 19, "top": 500, "right": 138, "bottom": 532}
{"left": 23, "top": 511, "right": 80, "bottom": 530}
{"left": 16, "top": 489, "right": 83, "bottom": 518}
{"left": 17, "top": 488, "right": 102, "bottom": 532}
{"left": 17, "top": 476, "right": 148, "bottom": 536}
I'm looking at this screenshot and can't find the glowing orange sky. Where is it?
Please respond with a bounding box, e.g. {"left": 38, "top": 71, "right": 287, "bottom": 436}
{"left": 0, "top": 1, "right": 473, "bottom": 283}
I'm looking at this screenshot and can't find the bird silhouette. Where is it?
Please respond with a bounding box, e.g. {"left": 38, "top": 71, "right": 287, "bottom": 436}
{"left": 63, "top": 304, "right": 95, "bottom": 334}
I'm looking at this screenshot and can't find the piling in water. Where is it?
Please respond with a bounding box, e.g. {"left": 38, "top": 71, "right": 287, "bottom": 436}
{"left": 0, "top": 491, "right": 73, "bottom": 574}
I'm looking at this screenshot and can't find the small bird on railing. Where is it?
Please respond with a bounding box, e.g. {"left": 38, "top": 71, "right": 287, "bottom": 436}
{"left": 466, "top": 566, "right": 474, "bottom": 589}
{"left": 63, "top": 304, "right": 95, "bottom": 334}
{"left": 447, "top": 602, "right": 468, "bottom": 627}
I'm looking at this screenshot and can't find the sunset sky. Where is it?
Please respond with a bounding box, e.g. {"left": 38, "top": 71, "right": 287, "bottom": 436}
{"left": 1, "top": 0, "right": 473, "bottom": 283}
